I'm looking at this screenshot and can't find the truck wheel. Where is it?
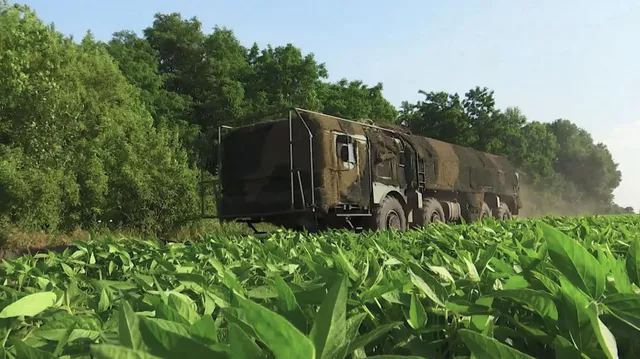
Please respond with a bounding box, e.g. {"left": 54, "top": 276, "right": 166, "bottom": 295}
{"left": 479, "top": 202, "right": 492, "bottom": 220}
{"left": 422, "top": 198, "right": 445, "bottom": 225}
{"left": 372, "top": 195, "right": 407, "bottom": 231}
{"left": 494, "top": 202, "right": 512, "bottom": 220}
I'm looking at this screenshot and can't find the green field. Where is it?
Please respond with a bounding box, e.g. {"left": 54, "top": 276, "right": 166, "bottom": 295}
{"left": 1, "top": 215, "right": 639, "bottom": 359}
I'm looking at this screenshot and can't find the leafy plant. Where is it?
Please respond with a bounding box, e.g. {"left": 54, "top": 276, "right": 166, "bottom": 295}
{"left": 0, "top": 214, "right": 639, "bottom": 358}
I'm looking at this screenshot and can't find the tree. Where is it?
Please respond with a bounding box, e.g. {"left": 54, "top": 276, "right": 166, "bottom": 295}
{"left": 107, "top": 30, "right": 192, "bottom": 127}
{"left": 1, "top": 3, "right": 630, "bottom": 237}
{"left": 547, "top": 119, "right": 621, "bottom": 207}
{"left": 515, "top": 121, "right": 559, "bottom": 183}
{"left": 402, "top": 91, "right": 475, "bottom": 145}
{"left": 319, "top": 79, "right": 398, "bottom": 122}
{"left": 0, "top": 4, "right": 200, "bottom": 233}
{"left": 243, "top": 43, "right": 328, "bottom": 122}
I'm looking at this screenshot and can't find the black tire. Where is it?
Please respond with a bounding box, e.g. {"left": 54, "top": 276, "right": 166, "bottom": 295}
{"left": 371, "top": 195, "right": 407, "bottom": 231}
{"left": 479, "top": 202, "right": 492, "bottom": 220}
{"left": 494, "top": 202, "right": 512, "bottom": 220}
{"left": 422, "top": 198, "right": 446, "bottom": 226}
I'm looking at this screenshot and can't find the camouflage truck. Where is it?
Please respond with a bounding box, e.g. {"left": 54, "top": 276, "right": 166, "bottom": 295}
{"left": 204, "top": 108, "right": 522, "bottom": 231}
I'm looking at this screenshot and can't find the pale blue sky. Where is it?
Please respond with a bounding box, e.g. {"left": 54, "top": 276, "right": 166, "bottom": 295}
{"left": 17, "top": 0, "right": 640, "bottom": 208}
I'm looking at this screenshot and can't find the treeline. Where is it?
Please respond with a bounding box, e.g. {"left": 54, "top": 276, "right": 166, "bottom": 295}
{"left": 399, "top": 90, "right": 630, "bottom": 216}
{"left": 0, "top": 3, "right": 633, "bottom": 236}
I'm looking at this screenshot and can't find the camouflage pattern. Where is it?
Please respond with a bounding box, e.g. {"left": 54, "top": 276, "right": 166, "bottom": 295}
{"left": 217, "top": 108, "right": 521, "bottom": 223}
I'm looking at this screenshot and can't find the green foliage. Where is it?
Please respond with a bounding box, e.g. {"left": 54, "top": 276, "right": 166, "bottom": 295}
{"left": 319, "top": 79, "right": 399, "bottom": 123}
{"left": 401, "top": 86, "right": 623, "bottom": 214}
{"left": 0, "top": 2, "right": 631, "bottom": 238}
{"left": 0, "top": 5, "right": 199, "bottom": 233}
{"left": 1, "top": 215, "right": 640, "bottom": 358}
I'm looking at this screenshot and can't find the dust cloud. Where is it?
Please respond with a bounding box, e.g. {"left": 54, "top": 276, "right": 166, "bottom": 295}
{"left": 516, "top": 184, "right": 600, "bottom": 218}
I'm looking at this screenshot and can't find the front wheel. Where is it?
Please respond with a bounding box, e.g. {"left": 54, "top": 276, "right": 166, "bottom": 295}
{"left": 494, "top": 202, "right": 512, "bottom": 220}
{"left": 370, "top": 195, "right": 407, "bottom": 231}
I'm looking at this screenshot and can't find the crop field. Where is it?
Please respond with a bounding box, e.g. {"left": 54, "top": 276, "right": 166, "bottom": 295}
{"left": 1, "top": 215, "right": 639, "bottom": 359}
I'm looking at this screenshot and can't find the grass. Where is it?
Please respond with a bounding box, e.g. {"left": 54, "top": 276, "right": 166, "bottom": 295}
{"left": 0, "top": 214, "right": 639, "bottom": 358}
{"left": 0, "top": 219, "right": 276, "bottom": 258}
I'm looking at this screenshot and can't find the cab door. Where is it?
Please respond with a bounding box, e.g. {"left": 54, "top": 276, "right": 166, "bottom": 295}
{"left": 333, "top": 132, "right": 371, "bottom": 208}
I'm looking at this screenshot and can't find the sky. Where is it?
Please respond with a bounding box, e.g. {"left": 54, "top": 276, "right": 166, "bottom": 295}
{"left": 18, "top": 0, "right": 640, "bottom": 209}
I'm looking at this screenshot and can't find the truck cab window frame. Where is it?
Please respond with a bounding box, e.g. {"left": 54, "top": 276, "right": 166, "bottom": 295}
{"left": 335, "top": 133, "right": 356, "bottom": 170}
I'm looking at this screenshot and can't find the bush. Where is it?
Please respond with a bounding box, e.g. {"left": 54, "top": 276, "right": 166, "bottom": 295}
{"left": 0, "top": 4, "right": 199, "bottom": 235}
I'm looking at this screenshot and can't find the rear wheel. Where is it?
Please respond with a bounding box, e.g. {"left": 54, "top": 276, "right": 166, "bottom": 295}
{"left": 479, "top": 202, "right": 492, "bottom": 220}
{"left": 422, "top": 198, "right": 445, "bottom": 226}
{"left": 494, "top": 202, "right": 512, "bottom": 220}
{"left": 371, "top": 195, "right": 407, "bottom": 231}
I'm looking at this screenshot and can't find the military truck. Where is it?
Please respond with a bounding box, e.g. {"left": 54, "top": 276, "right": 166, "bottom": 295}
{"left": 203, "top": 108, "right": 522, "bottom": 232}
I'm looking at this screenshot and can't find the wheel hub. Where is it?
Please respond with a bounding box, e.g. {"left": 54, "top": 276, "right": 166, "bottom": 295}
{"left": 386, "top": 210, "right": 402, "bottom": 229}
{"left": 430, "top": 211, "right": 441, "bottom": 223}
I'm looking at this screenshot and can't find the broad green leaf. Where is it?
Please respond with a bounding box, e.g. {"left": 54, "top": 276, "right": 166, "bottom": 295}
{"left": 348, "top": 321, "right": 402, "bottom": 352}
{"left": 530, "top": 271, "right": 561, "bottom": 297}
{"left": 503, "top": 275, "right": 529, "bottom": 290}
{"left": 223, "top": 308, "right": 260, "bottom": 339}
{"left": 175, "top": 273, "right": 207, "bottom": 293}
{"left": 0, "top": 292, "right": 57, "bottom": 318}
{"left": 585, "top": 301, "right": 618, "bottom": 359}
{"left": 12, "top": 340, "right": 57, "bottom": 359}
{"left": 167, "top": 292, "right": 200, "bottom": 325}
{"left": 271, "top": 273, "right": 306, "bottom": 331}
{"left": 142, "top": 317, "right": 190, "bottom": 337}
{"left": 476, "top": 244, "right": 498, "bottom": 275}
{"left": 611, "top": 259, "right": 634, "bottom": 294}
{"left": 336, "top": 247, "right": 359, "bottom": 280}
{"left": 553, "top": 335, "right": 589, "bottom": 359}
{"left": 138, "top": 316, "right": 223, "bottom": 358}
{"left": 484, "top": 289, "right": 558, "bottom": 323}
{"left": 155, "top": 258, "right": 176, "bottom": 272}
{"left": 189, "top": 315, "right": 219, "bottom": 344}
{"left": 247, "top": 286, "right": 278, "bottom": 299}
{"left": 229, "top": 322, "right": 263, "bottom": 359}
{"left": 154, "top": 301, "right": 191, "bottom": 326}
{"left": 345, "top": 312, "right": 367, "bottom": 342}
{"left": 409, "top": 263, "right": 447, "bottom": 307}
{"left": 310, "top": 276, "right": 348, "bottom": 359}
{"left": 603, "top": 293, "right": 640, "bottom": 331}
{"left": 408, "top": 293, "right": 427, "bottom": 330}
{"left": 53, "top": 322, "right": 76, "bottom": 357}
{"left": 428, "top": 265, "right": 455, "bottom": 285}
{"left": 458, "top": 329, "right": 536, "bottom": 359}
{"left": 446, "top": 299, "right": 493, "bottom": 316}
{"left": 272, "top": 274, "right": 300, "bottom": 312}
{"left": 333, "top": 312, "right": 367, "bottom": 358}
{"left": 626, "top": 238, "right": 640, "bottom": 286}
{"left": 90, "top": 344, "right": 163, "bottom": 359}
{"left": 60, "top": 262, "right": 75, "bottom": 277}
{"left": 119, "top": 300, "right": 143, "bottom": 350}
{"left": 471, "top": 297, "right": 494, "bottom": 333}
{"left": 542, "top": 223, "right": 605, "bottom": 299}
{"left": 234, "top": 295, "right": 315, "bottom": 359}
{"left": 33, "top": 318, "right": 101, "bottom": 343}
{"left": 464, "top": 257, "right": 481, "bottom": 282}
{"left": 98, "top": 288, "right": 110, "bottom": 312}
{"left": 558, "top": 276, "right": 593, "bottom": 350}
{"left": 490, "top": 257, "right": 517, "bottom": 275}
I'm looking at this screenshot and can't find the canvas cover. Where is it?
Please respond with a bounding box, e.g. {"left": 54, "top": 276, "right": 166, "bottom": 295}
{"left": 218, "top": 109, "right": 520, "bottom": 219}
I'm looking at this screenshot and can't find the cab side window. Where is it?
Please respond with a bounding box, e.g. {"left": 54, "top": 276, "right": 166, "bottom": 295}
{"left": 336, "top": 134, "right": 356, "bottom": 169}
